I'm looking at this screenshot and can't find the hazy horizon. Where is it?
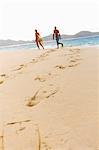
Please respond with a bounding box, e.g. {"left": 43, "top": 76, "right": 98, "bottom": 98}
{"left": 0, "top": 30, "right": 99, "bottom": 41}
{"left": 0, "top": 0, "right": 99, "bottom": 40}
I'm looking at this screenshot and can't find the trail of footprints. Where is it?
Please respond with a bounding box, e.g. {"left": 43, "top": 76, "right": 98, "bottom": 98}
{"left": 14, "top": 50, "right": 53, "bottom": 71}
{"left": 0, "top": 49, "right": 57, "bottom": 84}
{"left": 0, "top": 49, "right": 93, "bottom": 150}
{"left": 0, "top": 48, "right": 81, "bottom": 108}
{"left": 25, "top": 49, "right": 81, "bottom": 107}
{"left": 0, "top": 48, "right": 81, "bottom": 86}
{"left": 0, "top": 48, "right": 82, "bottom": 111}
{"left": 55, "top": 48, "right": 81, "bottom": 69}
{"left": 67, "top": 48, "right": 81, "bottom": 67}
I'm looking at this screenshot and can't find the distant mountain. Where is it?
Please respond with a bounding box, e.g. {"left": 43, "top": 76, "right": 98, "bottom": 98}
{"left": 0, "top": 39, "right": 32, "bottom": 47}
{"left": 43, "top": 31, "right": 99, "bottom": 41}
{"left": 0, "top": 31, "right": 99, "bottom": 46}
{"left": 73, "top": 31, "right": 99, "bottom": 38}
{"left": 42, "top": 34, "right": 53, "bottom": 41}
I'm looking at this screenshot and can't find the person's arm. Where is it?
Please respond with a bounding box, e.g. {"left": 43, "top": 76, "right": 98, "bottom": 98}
{"left": 53, "top": 30, "right": 55, "bottom": 40}
{"left": 58, "top": 30, "right": 61, "bottom": 39}
{"left": 59, "top": 33, "right": 61, "bottom": 39}
{"left": 35, "top": 33, "right": 37, "bottom": 42}
{"left": 53, "top": 33, "right": 54, "bottom": 40}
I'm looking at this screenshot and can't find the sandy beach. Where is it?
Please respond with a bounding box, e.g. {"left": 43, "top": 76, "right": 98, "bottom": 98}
{"left": 0, "top": 46, "right": 99, "bottom": 150}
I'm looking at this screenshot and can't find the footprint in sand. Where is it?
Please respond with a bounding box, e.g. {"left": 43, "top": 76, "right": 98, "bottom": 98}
{"left": 6, "top": 119, "right": 31, "bottom": 126}
{"left": 30, "top": 58, "right": 38, "bottom": 64}
{"left": 68, "top": 63, "right": 80, "bottom": 67}
{"left": 34, "top": 75, "right": 46, "bottom": 82}
{"left": 69, "top": 59, "right": 77, "bottom": 63}
{"left": 0, "top": 74, "right": 7, "bottom": 85}
{"left": 30, "top": 52, "right": 49, "bottom": 64}
{"left": 0, "top": 74, "right": 6, "bottom": 77}
{"left": 40, "top": 53, "right": 49, "bottom": 58}
{"left": 0, "top": 80, "right": 4, "bottom": 85}
{"left": 37, "top": 53, "right": 49, "bottom": 62}
{"left": 17, "top": 127, "right": 26, "bottom": 132}
{"left": 26, "top": 90, "right": 40, "bottom": 107}
{"left": 67, "top": 48, "right": 81, "bottom": 68}
{"left": 25, "top": 85, "right": 59, "bottom": 107}
{"left": 13, "top": 64, "right": 26, "bottom": 71}
{"left": 34, "top": 73, "right": 52, "bottom": 82}
{"left": 41, "top": 86, "right": 58, "bottom": 99}
{"left": 55, "top": 65, "right": 66, "bottom": 70}
{"left": 68, "top": 59, "right": 81, "bottom": 67}
{"left": 41, "top": 141, "right": 52, "bottom": 150}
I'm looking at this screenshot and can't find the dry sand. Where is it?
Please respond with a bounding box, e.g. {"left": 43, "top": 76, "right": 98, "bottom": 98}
{"left": 0, "top": 46, "right": 99, "bottom": 150}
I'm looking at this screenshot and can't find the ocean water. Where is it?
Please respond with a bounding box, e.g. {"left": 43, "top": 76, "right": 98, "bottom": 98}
{"left": 0, "top": 35, "right": 99, "bottom": 51}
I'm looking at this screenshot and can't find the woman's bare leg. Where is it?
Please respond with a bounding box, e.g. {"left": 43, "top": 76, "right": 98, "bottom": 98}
{"left": 36, "top": 41, "right": 40, "bottom": 49}
{"left": 39, "top": 42, "right": 44, "bottom": 49}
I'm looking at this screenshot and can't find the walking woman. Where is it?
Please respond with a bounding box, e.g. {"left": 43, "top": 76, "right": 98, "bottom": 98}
{"left": 35, "top": 29, "right": 44, "bottom": 49}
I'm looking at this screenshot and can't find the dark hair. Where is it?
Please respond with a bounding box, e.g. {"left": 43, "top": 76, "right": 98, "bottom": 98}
{"left": 35, "top": 29, "right": 37, "bottom": 32}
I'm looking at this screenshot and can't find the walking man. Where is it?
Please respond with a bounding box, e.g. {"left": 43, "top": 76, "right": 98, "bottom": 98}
{"left": 53, "top": 26, "right": 63, "bottom": 48}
